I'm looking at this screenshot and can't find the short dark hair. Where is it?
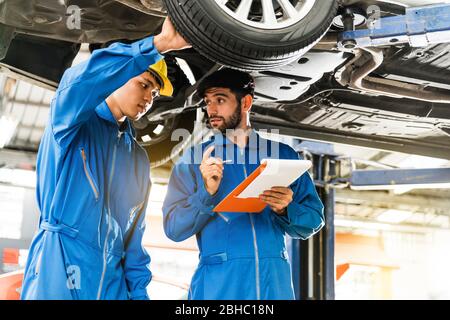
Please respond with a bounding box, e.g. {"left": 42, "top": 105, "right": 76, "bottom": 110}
{"left": 197, "top": 68, "right": 255, "bottom": 100}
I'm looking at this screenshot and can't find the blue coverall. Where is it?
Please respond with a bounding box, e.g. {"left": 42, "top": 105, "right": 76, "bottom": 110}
{"left": 21, "top": 36, "right": 163, "bottom": 299}
{"left": 162, "top": 131, "right": 325, "bottom": 299}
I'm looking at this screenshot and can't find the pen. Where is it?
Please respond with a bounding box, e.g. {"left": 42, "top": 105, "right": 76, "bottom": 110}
{"left": 208, "top": 160, "right": 232, "bottom": 165}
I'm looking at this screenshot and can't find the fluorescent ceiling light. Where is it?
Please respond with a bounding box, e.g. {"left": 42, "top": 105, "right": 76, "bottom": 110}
{"left": 335, "top": 218, "right": 390, "bottom": 231}
{"left": 376, "top": 209, "right": 412, "bottom": 224}
{"left": 0, "top": 116, "right": 18, "bottom": 148}
{"left": 141, "top": 135, "right": 151, "bottom": 143}
{"left": 0, "top": 168, "right": 36, "bottom": 188}
{"left": 398, "top": 155, "right": 449, "bottom": 169}
{"left": 351, "top": 182, "right": 450, "bottom": 191}
{"left": 153, "top": 124, "right": 164, "bottom": 135}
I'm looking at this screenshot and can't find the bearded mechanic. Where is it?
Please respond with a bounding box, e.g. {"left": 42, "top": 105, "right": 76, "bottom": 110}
{"left": 162, "top": 69, "right": 325, "bottom": 300}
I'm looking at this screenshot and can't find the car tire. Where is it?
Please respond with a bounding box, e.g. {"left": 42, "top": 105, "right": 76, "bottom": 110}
{"left": 138, "top": 110, "right": 197, "bottom": 168}
{"left": 163, "top": 0, "right": 338, "bottom": 70}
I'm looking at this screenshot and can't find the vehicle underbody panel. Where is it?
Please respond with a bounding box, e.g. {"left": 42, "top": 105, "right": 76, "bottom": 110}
{"left": 250, "top": 44, "right": 450, "bottom": 159}
{"left": 0, "top": 0, "right": 449, "bottom": 159}
{"left": 0, "top": 0, "right": 164, "bottom": 44}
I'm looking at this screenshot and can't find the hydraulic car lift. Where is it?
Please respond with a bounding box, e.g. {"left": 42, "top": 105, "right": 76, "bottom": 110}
{"left": 288, "top": 139, "right": 450, "bottom": 300}
{"left": 290, "top": 5, "right": 450, "bottom": 300}
{"left": 339, "top": 3, "right": 450, "bottom": 50}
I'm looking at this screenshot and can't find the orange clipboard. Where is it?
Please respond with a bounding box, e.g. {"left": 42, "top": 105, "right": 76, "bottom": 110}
{"left": 213, "top": 162, "right": 268, "bottom": 213}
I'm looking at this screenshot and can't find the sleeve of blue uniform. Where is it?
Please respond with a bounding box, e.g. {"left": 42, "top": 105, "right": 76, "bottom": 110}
{"left": 122, "top": 185, "right": 152, "bottom": 300}
{"left": 272, "top": 153, "right": 325, "bottom": 240}
{"left": 51, "top": 36, "right": 163, "bottom": 148}
{"left": 162, "top": 160, "right": 222, "bottom": 242}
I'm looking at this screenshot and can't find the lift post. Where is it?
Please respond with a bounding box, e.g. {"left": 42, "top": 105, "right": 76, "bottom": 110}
{"left": 289, "top": 140, "right": 450, "bottom": 300}
{"left": 290, "top": 152, "right": 337, "bottom": 300}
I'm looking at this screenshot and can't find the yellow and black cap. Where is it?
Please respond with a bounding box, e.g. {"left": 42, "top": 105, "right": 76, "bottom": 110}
{"left": 147, "top": 59, "right": 174, "bottom": 97}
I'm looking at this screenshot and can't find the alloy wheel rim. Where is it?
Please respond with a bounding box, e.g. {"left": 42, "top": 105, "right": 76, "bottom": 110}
{"left": 213, "top": 0, "right": 316, "bottom": 30}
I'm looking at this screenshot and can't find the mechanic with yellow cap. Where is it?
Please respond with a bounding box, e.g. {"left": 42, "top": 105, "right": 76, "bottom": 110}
{"left": 21, "top": 18, "right": 190, "bottom": 300}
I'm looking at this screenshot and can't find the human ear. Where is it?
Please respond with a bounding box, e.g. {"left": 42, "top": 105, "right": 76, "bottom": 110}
{"left": 242, "top": 94, "right": 253, "bottom": 112}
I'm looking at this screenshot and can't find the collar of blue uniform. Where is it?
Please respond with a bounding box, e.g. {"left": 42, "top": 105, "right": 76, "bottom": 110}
{"left": 95, "top": 101, "right": 136, "bottom": 138}
{"left": 211, "top": 128, "right": 266, "bottom": 151}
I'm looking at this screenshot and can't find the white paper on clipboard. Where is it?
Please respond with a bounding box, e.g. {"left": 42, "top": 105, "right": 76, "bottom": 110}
{"left": 236, "top": 159, "right": 312, "bottom": 199}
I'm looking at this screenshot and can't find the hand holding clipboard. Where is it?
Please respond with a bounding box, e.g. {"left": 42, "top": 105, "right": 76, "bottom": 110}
{"left": 213, "top": 159, "right": 312, "bottom": 213}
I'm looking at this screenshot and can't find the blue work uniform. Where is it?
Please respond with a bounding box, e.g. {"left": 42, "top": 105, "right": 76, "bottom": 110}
{"left": 162, "top": 131, "right": 325, "bottom": 300}
{"left": 21, "top": 36, "right": 163, "bottom": 300}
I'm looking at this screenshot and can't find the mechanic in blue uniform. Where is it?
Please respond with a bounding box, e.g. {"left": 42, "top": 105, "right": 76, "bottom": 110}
{"left": 162, "top": 69, "right": 325, "bottom": 300}
{"left": 21, "top": 18, "right": 190, "bottom": 300}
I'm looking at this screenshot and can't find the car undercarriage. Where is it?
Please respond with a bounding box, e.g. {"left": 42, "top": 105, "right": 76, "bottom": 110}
{"left": 0, "top": 0, "right": 449, "bottom": 165}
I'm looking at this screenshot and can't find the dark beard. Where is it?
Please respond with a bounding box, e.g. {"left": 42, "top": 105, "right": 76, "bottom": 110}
{"left": 207, "top": 103, "right": 242, "bottom": 134}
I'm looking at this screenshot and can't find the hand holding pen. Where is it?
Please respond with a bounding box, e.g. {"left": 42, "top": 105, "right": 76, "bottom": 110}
{"left": 200, "top": 146, "right": 227, "bottom": 195}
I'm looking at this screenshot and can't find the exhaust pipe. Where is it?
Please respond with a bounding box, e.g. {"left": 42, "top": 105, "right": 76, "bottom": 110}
{"left": 336, "top": 48, "right": 450, "bottom": 103}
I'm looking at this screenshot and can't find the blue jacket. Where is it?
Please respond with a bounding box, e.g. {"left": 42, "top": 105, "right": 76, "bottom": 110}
{"left": 21, "top": 36, "right": 163, "bottom": 300}
{"left": 162, "top": 131, "right": 325, "bottom": 300}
